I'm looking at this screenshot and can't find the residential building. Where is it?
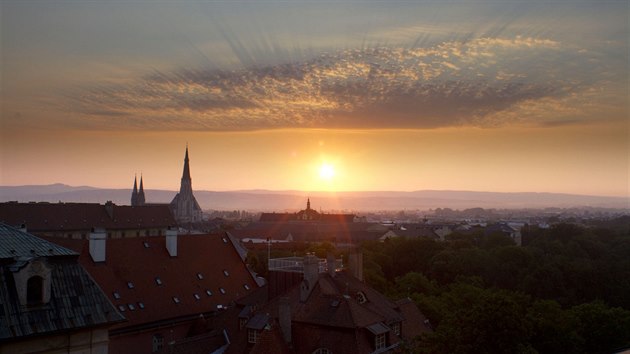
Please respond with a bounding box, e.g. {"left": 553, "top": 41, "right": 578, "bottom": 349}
{"left": 0, "top": 223, "right": 124, "bottom": 354}
{"left": 0, "top": 201, "right": 176, "bottom": 239}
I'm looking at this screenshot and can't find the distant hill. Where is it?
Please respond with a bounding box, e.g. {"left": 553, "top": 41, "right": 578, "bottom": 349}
{"left": 0, "top": 184, "right": 627, "bottom": 211}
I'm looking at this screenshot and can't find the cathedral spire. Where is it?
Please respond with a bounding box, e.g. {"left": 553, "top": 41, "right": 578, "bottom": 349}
{"left": 138, "top": 174, "right": 146, "bottom": 206}
{"left": 182, "top": 145, "right": 191, "bottom": 181}
{"left": 131, "top": 175, "right": 138, "bottom": 206}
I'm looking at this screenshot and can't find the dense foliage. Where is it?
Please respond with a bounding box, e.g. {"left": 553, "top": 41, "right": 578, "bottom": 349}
{"left": 362, "top": 218, "right": 630, "bottom": 353}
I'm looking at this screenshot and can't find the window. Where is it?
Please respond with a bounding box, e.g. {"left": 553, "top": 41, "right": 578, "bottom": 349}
{"left": 247, "top": 329, "right": 259, "bottom": 344}
{"left": 127, "top": 281, "right": 134, "bottom": 289}
{"left": 128, "top": 303, "right": 136, "bottom": 311}
{"left": 243, "top": 284, "right": 251, "bottom": 290}
{"left": 219, "top": 288, "right": 226, "bottom": 294}
{"left": 118, "top": 305, "right": 126, "bottom": 312}
{"left": 155, "top": 277, "right": 162, "bottom": 285}
{"left": 313, "top": 348, "right": 332, "bottom": 354}
{"left": 239, "top": 318, "right": 247, "bottom": 330}
{"left": 197, "top": 273, "right": 204, "bottom": 280}
{"left": 26, "top": 276, "right": 44, "bottom": 305}
{"left": 143, "top": 241, "right": 149, "bottom": 248}
{"left": 152, "top": 333, "right": 164, "bottom": 352}
{"left": 173, "top": 296, "right": 180, "bottom": 304}
{"left": 113, "top": 291, "right": 121, "bottom": 300}
{"left": 223, "top": 270, "right": 229, "bottom": 277}
{"left": 375, "top": 333, "right": 386, "bottom": 350}
{"left": 138, "top": 302, "right": 145, "bottom": 309}
{"left": 206, "top": 290, "right": 213, "bottom": 296}
{"left": 194, "top": 293, "right": 201, "bottom": 300}
{"left": 222, "top": 237, "right": 228, "bottom": 243}
{"left": 391, "top": 322, "right": 401, "bottom": 336}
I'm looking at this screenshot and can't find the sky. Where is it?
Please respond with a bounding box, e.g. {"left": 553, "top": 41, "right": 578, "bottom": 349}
{"left": 1, "top": 0, "right": 628, "bottom": 197}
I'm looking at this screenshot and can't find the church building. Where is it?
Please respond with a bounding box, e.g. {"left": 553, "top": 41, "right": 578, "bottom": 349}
{"left": 170, "top": 146, "right": 203, "bottom": 223}
{"left": 130, "top": 175, "right": 146, "bottom": 206}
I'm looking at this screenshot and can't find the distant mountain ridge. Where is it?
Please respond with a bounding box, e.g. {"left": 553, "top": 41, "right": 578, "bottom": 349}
{"left": 0, "top": 184, "right": 627, "bottom": 211}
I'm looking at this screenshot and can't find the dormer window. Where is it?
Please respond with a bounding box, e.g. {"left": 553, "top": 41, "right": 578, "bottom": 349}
{"left": 13, "top": 259, "right": 52, "bottom": 307}
{"left": 356, "top": 291, "right": 367, "bottom": 304}
{"left": 26, "top": 276, "right": 44, "bottom": 305}
{"left": 391, "top": 322, "right": 401, "bottom": 336}
{"left": 375, "top": 333, "right": 386, "bottom": 350}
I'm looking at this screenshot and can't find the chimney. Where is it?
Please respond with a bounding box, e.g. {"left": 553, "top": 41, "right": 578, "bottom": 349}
{"left": 19, "top": 223, "right": 27, "bottom": 233}
{"left": 326, "top": 252, "right": 336, "bottom": 278}
{"left": 166, "top": 227, "right": 177, "bottom": 257}
{"left": 89, "top": 228, "right": 107, "bottom": 262}
{"left": 105, "top": 201, "right": 114, "bottom": 219}
{"left": 278, "top": 296, "right": 292, "bottom": 344}
{"left": 300, "top": 254, "right": 319, "bottom": 302}
{"left": 348, "top": 247, "right": 363, "bottom": 281}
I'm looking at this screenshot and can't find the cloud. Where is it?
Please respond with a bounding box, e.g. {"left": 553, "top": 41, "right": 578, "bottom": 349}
{"left": 66, "top": 36, "right": 619, "bottom": 131}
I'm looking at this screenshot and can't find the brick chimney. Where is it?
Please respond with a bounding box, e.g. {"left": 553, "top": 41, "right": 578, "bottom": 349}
{"left": 89, "top": 228, "right": 107, "bottom": 262}
{"left": 166, "top": 227, "right": 177, "bottom": 257}
{"left": 104, "top": 201, "right": 114, "bottom": 219}
{"left": 347, "top": 247, "right": 363, "bottom": 281}
{"left": 278, "top": 296, "right": 292, "bottom": 344}
{"left": 300, "top": 254, "right": 319, "bottom": 302}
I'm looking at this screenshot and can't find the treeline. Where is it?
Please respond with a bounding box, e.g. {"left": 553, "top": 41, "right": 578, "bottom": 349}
{"left": 362, "top": 218, "right": 630, "bottom": 353}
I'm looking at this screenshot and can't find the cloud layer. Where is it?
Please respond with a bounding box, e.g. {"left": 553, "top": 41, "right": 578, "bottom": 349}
{"left": 69, "top": 36, "right": 620, "bottom": 131}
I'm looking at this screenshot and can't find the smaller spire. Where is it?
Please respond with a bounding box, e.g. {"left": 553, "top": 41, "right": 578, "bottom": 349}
{"left": 131, "top": 175, "right": 138, "bottom": 206}
{"left": 138, "top": 174, "right": 146, "bottom": 206}
{"left": 307, "top": 198, "right": 311, "bottom": 210}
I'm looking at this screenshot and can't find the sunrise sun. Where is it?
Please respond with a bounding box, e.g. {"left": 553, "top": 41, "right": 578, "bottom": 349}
{"left": 319, "top": 163, "right": 335, "bottom": 181}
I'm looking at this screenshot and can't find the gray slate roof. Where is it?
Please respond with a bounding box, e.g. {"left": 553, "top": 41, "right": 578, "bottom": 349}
{"left": 0, "top": 223, "right": 124, "bottom": 340}
{"left": 0, "top": 223, "right": 77, "bottom": 259}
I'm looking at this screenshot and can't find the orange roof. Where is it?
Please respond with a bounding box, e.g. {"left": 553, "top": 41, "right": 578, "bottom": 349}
{"left": 0, "top": 202, "right": 175, "bottom": 232}
{"left": 44, "top": 233, "right": 259, "bottom": 331}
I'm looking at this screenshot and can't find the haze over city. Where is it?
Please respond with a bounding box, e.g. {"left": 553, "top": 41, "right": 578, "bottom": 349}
{"left": 1, "top": 1, "right": 628, "bottom": 198}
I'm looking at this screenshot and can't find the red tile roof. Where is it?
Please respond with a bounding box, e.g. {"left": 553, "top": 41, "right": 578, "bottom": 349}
{"left": 43, "top": 233, "right": 259, "bottom": 331}
{"left": 0, "top": 202, "right": 175, "bottom": 232}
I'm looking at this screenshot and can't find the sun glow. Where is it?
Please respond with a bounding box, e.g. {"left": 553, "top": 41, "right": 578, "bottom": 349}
{"left": 319, "top": 163, "right": 335, "bottom": 181}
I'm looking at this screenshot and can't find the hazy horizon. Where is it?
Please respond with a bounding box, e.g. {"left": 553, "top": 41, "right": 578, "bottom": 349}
{"left": 1, "top": 1, "right": 628, "bottom": 197}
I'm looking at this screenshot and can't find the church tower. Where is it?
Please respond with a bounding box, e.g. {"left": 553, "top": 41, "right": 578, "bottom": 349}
{"left": 170, "top": 146, "right": 203, "bottom": 223}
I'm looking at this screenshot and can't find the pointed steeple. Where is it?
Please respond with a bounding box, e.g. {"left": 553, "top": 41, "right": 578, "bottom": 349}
{"left": 138, "top": 174, "right": 146, "bottom": 206}
{"left": 307, "top": 198, "right": 311, "bottom": 210}
{"left": 182, "top": 145, "right": 191, "bottom": 181}
{"left": 131, "top": 175, "right": 138, "bottom": 206}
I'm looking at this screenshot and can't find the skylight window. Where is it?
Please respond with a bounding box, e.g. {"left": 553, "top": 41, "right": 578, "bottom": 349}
{"left": 206, "top": 290, "right": 213, "bottom": 296}
{"left": 219, "top": 288, "right": 226, "bottom": 294}
{"left": 197, "top": 273, "right": 204, "bottom": 280}
{"left": 222, "top": 237, "right": 228, "bottom": 243}
{"left": 155, "top": 277, "right": 162, "bottom": 285}
{"left": 223, "top": 270, "right": 229, "bottom": 277}
{"left": 118, "top": 305, "right": 126, "bottom": 312}
{"left": 127, "top": 282, "right": 134, "bottom": 289}
{"left": 138, "top": 302, "right": 145, "bottom": 309}
{"left": 128, "top": 303, "right": 136, "bottom": 311}
{"left": 244, "top": 284, "right": 251, "bottom": 290}
{"left": 143, "top": 242, "right": 150, "bottom": 248}
{"left": 194, "top": 294, "right": 201, "bottom": 300}
{"left": 113, "top": 292, "right": 121, "bottom": 299}
{"left": 173, "top": 297, "right": 180, "bottom": 304}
